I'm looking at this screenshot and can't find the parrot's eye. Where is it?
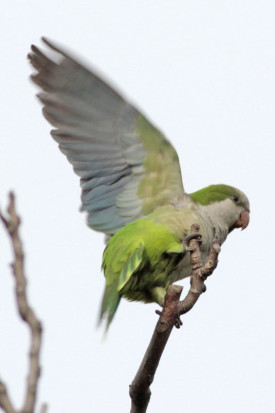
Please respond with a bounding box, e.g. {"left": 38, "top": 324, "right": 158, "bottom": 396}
{"left": 232, "top": 195, "right": 240, "bottom": 203}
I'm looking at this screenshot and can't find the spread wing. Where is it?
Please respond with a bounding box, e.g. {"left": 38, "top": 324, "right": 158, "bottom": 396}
{"left": 28, "top": 38, "right": 185, "bottom": 235}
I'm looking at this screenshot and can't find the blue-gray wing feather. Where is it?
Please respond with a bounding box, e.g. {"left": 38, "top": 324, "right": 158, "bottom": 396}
{"left": 28, "top": 38, "right": 183, "bottom": 235}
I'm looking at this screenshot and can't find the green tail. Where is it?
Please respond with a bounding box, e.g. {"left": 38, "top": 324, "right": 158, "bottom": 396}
{"left": 99, "top": 284, "right": 121, "bottom": 331}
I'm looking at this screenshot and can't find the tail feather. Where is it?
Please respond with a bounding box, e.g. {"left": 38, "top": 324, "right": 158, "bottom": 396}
{"left": 99, "top": 284, "right": 121, "bottom": 331}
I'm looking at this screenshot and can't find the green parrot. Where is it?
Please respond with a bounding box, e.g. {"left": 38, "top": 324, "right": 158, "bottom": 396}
{"left": 28, "top": 38, "right": 250, "bottom": 330}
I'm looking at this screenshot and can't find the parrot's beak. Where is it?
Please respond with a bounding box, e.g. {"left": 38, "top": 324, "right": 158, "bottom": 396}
{"left": 234, "top": 210, "right": 250, "bottom": 230}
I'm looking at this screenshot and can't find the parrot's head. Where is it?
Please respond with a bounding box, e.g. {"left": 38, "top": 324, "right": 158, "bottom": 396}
{"left": 189, "top": 184, "right": 250, "bottom": 234}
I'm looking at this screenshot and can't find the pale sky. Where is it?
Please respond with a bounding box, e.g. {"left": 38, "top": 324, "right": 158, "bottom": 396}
{"left": 0, "top": 1, "right": 274, "bottom": 412}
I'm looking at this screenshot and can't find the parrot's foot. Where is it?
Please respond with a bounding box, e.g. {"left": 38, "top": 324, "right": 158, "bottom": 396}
{"left": 155, "top": 309, "right": 182, "bottom": 329}
{"left": 174, "top": 315, "right": 183, "bottom": 329}
{"left": 183, "top": 232, "right": 203, "bottom": 250}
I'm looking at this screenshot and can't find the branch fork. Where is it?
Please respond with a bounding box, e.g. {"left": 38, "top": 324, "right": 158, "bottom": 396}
{"left": 129, "top": 223, "right": 221, "bottom": 413}
{"left": 0, "top": 192, "right": 46, "bottom": 413}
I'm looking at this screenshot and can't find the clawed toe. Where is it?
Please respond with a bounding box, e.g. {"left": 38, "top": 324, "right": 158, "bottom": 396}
{"left": 155, "top": 309, "right": 182, "bottom": 329}
{"left": 174, "top": 315, "right": 182, "bottom": 329}
{"left": 183, "top": 232, "right": 203, "bottom": 246}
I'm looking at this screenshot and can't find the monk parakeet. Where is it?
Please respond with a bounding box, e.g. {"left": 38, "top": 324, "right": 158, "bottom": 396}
{"left": 28, "top": 38, "right": 250, "bottom": 330}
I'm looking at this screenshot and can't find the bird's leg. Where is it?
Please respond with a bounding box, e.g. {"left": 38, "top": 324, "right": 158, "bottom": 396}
{"left": 151, "top": 286, "right": 166, "bottom": 307}
{"left": 153, "top": 286, "right": 183, "bottom": 328}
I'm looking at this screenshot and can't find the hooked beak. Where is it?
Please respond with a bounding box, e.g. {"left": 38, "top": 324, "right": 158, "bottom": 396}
{"left": 234, "top": 210, "right": 250, "bottom": 231}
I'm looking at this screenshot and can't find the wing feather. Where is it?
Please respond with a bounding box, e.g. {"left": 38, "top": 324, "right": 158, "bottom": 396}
{"left": 28, "top": 38, "right": 185, "bottom": 234}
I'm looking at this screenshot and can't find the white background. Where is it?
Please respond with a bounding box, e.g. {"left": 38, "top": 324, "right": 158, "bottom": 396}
{"left": 0, "top": 1, "right": 274, "bottom": 412}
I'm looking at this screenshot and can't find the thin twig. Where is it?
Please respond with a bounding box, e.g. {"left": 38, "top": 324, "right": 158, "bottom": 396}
{"left": 177, "top": 223, "right": 221, "bottom": 316}
{"left": 0, "top": 192, "right": 44, "bottom": 413}
{"left": 129, "top": 224, "right": 221, "bottom": 413}
{"left": 0, "top": 380, "right": 16, "bottom": 413}
{"left": 39, "top": 403, "right": 48, "bottom": 413}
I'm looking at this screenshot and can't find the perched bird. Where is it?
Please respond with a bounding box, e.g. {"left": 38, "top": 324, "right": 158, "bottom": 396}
{"left": 28, "top": 38, "right": 250, "bottom": 330}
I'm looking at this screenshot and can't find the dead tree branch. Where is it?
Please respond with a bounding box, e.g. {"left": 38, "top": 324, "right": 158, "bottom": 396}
{"left": 0, "top": 192, "right": 45, "bottom": 413}
{"left": 129, "top": 224, "right": 221, "bottom": 413}
{"left": 129, "top": 285, "right": 183, "bottom": 413}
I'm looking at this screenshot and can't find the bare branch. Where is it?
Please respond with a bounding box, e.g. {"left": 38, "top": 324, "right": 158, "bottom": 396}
{"left": 0, "top": 192, "right": 44, "bottom": 413}
{"left": 0, "top": 380, "right": 16, "bottom": 413}
{"left": 129, "top": 224, "right": 221, "bottom": 412}
{"left": 39, "top": 403, "right": 48, "bottom": 413}
{"left": 129, "top": 285, "right": 183, "bottom": 413}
